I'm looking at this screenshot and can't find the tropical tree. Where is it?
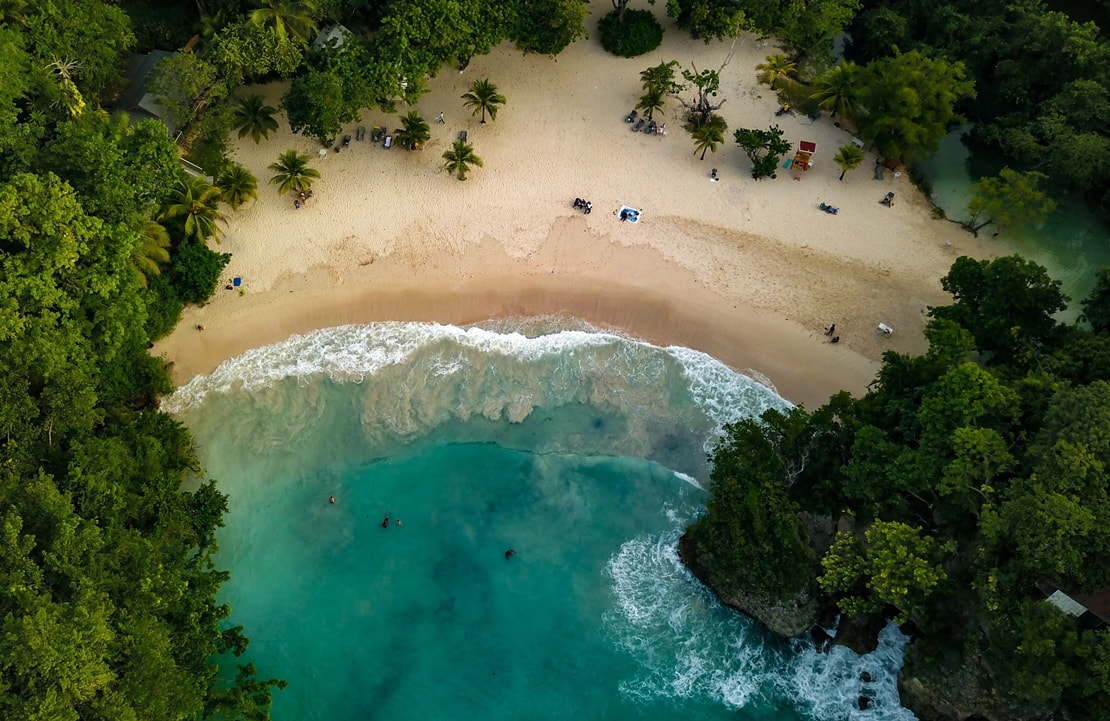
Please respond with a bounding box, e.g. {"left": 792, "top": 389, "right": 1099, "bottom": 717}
{"left": 158, "top": 176, "right": 226, "bottom": 244}
{"left": 129, "top": 219, "right": 171, "bottom": 288}
{"left": 637, "top": 88, "right": 665, "bottom": 121}
{"left": 670, "top": 52, "right": 733, "bottom": 127}
{"left": 442, "top": 140, "right": 483, "bottom": 180}
{"left": 510, "top": 0, "right": 590, "bottom": 55}
{"left": 692, "top": 114, "right": 727, "bottom": 160}
{"left": 855, "top": 50, "right": 975, "bottom": 164}
{"left": 810, "top": 61, "right": 861, "bottom": 120}
{"left": 833, "top": 144, "right": 865, "bottom": 181}
{"left": 216, "top": 162, "right": 259, "bottom": 209}
{"left": 268, "top": 149, "right": 320, "bottom": 195}
{"left": 248, "top": 0, "right": 318, "bottom": 45}
{"left": 734, "top": 125, "right": 791, "bottom": 179}
{"left": 45, "top": 57, "right": 85, "bottom": 117}
{"left": 965, "top": 168, "right": 1057, "bottom": 237}
{"left": 461, "top": 78, "right": 506, "bottom": 124}
{"left": 233, "top": 94, "right": 280, "bottom": 143}
{"left": 641, "top": 60, "right": 679, "bottom": 96}
{"left": 396, "top": 110, "right": 430, "bottom": 150}
{"left": 755, "top": 53, "right": 796, "bottom": 90}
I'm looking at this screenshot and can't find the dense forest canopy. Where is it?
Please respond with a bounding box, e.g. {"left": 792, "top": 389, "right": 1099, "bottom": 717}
{"left": 687, "top": 257, "right": 1110, "bottom": 719}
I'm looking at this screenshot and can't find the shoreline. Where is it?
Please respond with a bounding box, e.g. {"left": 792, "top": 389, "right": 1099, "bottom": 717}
{"left": 154, "top": 15, "right": 995, "bottom": 409}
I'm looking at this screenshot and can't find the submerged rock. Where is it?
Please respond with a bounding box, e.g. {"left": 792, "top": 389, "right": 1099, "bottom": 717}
{"left": 833, "top": 613, "right": 887, "bottom": 655}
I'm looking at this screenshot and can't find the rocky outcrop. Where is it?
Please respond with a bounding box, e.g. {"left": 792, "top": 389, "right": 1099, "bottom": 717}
{"left": 678, "top": 532, "right": 819, "bottom": 637}
{"left": 898, "top": 651, "right": 1049, "bottom": 721}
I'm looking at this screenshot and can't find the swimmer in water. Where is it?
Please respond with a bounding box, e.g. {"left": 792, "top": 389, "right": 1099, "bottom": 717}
{"left": 381, "top": 514, "right": 390, "bottom": 528}
{"left": 329, "top": 496, "right": 335, "bottom": 504}
{"left": 504, "top": 549, "right": 516, "bottom": 560}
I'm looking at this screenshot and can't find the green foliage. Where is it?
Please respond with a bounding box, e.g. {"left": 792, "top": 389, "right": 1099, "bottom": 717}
{"left": 833, "top": 144, "right": 864, "bottom": 180}
{"left": 461, "top": 78, "right": 506, "bottom": 124}
{"left": 205, "top": 22, "right": 305, "bottom": 86}
{"left": 217, "top": 162, "right": 259, "bottom": 209}
{"left": 931, "top": 255, "right": 1068, "bottom": 363}
{"left": 756, "top": 53, "right": 796, "bottom": 90}
{"left": 598, "top": 9, "right": 664, "bottom": 59}
{"left": 40, "top": 112, "right": 184, "bottom": 224}
{"left": 691, "top": 113, "right": 726, "bottom": 160}
{"left": 854, "top": 50, "right": 975, "bottom": 164}
{"left": 965, "top": 168, "right": 1057, "bottom": 237}
{"left": 665, "top": 0, "right": 744, "bottom": 43}
{"left": 158, "top": 177, "right": 227, "bottom": 244}
{"left": 170, "top": 240, "right": 232, "bottom": 306}
{"left": 1081, "top": 268, "right": 1110, "bottom": 334}
{"left": 396, "top": 110, "right": 430, "bottom": 150}
{"left": 268, "top": 149, "right": 320, "bottom": 195}
{"left": 148, "top": 53, "right": 230, "bottom": 132}
{"left": 21, "top": 0, "right": 134, "bottom": 99}
{"left": 674, "top": 62, "right": 726, "bottom": 126}
{"left": 810, "top": 60, "right": 861, "bottom": 120}
{"left": 234, "top": 94, "right": 281, "bottom": 143}
{"left": 248, "top": 0, "right": 319, "bottom": 46}
{"left": 442, "top": 139, "right": 482, "bottom": 180}
{"left": 282, "top": 68, "right": 354, "bottom": 144}
{"left": 510, "top": 0, "right": 590, "bottom": 55}
{"left": 734, "top": 125, "right": 791, "bottom": 178}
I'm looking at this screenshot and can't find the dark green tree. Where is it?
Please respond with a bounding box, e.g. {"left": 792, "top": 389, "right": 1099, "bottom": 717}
{"left": 965, "top": 168, "right": 1057, "bottom": 237}
{"left": 734, "top": 125, "right": 791, "bottom": 179}
{"left": 855, "top": 50, "right": 975, "bottom": 164}
{"left": 233, "top": 94, "right": 281, "bottom": 143}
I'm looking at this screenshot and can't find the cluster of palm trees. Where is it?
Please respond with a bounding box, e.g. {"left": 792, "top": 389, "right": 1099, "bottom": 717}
{"left": 754, "top": 53, "right": 867, "bottom": 180}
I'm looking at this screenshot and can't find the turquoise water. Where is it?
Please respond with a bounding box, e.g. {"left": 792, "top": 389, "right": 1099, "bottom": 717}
{"left": 916, "top": 129, "right": 1110, "bottom": 315}
{"left": 168, "top": 320, "right": 916, "bottom": 721}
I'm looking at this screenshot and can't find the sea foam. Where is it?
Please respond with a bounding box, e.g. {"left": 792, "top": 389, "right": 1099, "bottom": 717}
{"left": 164, "top": 322, "right": 789, "bottom": 457}
{"left": 604, "top": 525, "right": 917, "bottom": 720}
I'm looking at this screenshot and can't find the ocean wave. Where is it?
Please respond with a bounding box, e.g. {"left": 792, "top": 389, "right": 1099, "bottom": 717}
{"left": 163, "top": 321, "right": 788, "bottom": 458}
{"left": 604, "top": 529, "right": 917, "bottom": 720}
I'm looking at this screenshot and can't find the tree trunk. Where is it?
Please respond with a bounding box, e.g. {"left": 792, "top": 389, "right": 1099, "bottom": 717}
{"left": 701, "top": 146, "right": 709, "bottom": 160}
{"left": 839, "top": 169, "right": 846, "bottom": 181}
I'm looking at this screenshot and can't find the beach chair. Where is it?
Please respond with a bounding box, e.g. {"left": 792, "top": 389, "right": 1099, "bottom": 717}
{"left": 645, "top": 119, "right": 657, "bottom": 134}
{"left": 632, "top": 118, "right": 646, "bottom": 132}
{"left": 625, "top": 109, "right": 638, "bottom": 123}
{"left": 874, "top": 162, "right": 884, "bottom": 180}
{"left": 341, "top": 135, "right": 351, "bottom": 149}
{"left": 383, "top": 135, "right": 393, "bottom": 149}
{"left": 458, "top": 130, "right": 467, "bottom": 142}
{"left": 356, "top": 126, "right": 366, "bottom": 141}
{"left": 877, "top": 323, "right": 893, "bottom": 336}
{"left": 371, "top": 126, "right": 383, "bottom": 142}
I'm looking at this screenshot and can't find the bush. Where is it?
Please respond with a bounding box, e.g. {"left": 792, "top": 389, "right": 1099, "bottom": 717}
{"left": 145, "top": 272, "right": 184, "bottom": 340}
{"left": 598, "top": 9, "right": 664, "bottom": 58}
{"left": 170, "top": 240, "right": 231, "bottom": 306}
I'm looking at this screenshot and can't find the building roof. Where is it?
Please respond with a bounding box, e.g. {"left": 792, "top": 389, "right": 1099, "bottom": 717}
{"left": 312, "top": 24, "right": 353, "bottom": 52}
{"left": 115, "top": 50, "right": 178, "bottom": 135}
{"left": 1039, "top": 579, "right": 1110, "bottom": 625}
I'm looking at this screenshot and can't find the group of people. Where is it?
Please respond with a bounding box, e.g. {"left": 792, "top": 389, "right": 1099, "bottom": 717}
{"left": 824, "top": 323, "right": 840, "bottom": 344}
{"left": 573, "top": 197, "right": 593, "bottom": 214}
{"left": 294, "top": 189, "right": 313, "bottom": 210}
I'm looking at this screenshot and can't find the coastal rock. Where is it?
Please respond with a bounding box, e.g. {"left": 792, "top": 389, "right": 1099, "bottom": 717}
{"left": 833, "top": 613, "right": 886, "bottom": 655}
{"left": 898, "top": 651, "right": 1049, "bottom": 721}
{"left": 678, "top": 532, "right": 818, "bottom": 637}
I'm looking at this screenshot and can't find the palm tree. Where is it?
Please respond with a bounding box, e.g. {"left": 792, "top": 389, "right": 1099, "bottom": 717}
{"left": 45, "top": 57, "right": 85, "bottom": 118}
{"left": 268, "top": 149, "right": 320, "bottom": 195}
{"left": 461, "top": 78, "right": 506, "bottom": 124}
{"left": 810, "top": 61, "right": 861, "bottom": 121}
{"left": 129, "top": 219, "right": 172, "bottom": 288}
{"left": 396, "top": 111, "right": 430, "bottom": 151}
{"left": 233, "top": 94, "right": 280, "bottom": 143}
{"left": 442, "top": 140, "right": 483, "bottom": 180}
{"left": 248, "top": 0, "right": 318, "bottom": 45}
{"left": 691, "top": 115, "right": 727, "bottom": 160}
{"left": 640, "top": 60, "right": 678, "bottom": 97}
{"left": 158, "top": 177, "right": 227, "bottom": 244}
{"left": 755, "top": 53, "right": 796, "bottom": 91}
{"left": 637, "top": 88, "right": 665, "bottom": 121}
{"left": 217, "top": 162, "right": 259, "bottom": 209}
{"left": 833, "top": 144, "right": 865, "bottom": 181}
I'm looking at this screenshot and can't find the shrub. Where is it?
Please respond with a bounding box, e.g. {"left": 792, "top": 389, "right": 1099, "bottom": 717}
{"left": 170, "top": 240, "right": 231, "bottom": 306}
{"left": 598, "top": 9, "right": 663, "bottom": 58}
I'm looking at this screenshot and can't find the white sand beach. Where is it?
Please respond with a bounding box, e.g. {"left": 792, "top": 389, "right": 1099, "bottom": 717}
{"left": 154, "top": 6, "right": 993, "bottom": 409}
